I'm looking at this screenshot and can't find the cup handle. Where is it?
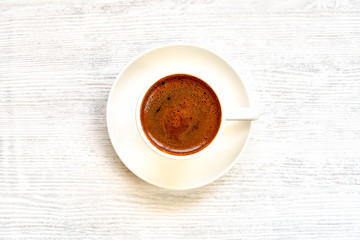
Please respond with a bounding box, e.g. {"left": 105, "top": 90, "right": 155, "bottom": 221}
{"left": 225, "top": 107, "right": 259, "bottom": 121}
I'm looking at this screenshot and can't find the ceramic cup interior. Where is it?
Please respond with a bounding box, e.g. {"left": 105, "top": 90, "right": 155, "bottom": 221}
{"left": 136, "top": 73, "right": 228, "bottom": 160}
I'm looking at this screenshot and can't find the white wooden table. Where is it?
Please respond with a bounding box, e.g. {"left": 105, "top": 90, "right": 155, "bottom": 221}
{"left": 1, "top": 0, "right": 360, "bottom": 239}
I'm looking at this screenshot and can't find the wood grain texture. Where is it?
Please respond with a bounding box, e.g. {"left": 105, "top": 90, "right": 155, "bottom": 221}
{"left": 1, "top": 0, "right": 360, "bottom": 239}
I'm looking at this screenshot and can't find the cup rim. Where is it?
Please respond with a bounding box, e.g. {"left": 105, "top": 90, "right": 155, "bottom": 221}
{"left": 135, "top": 73, "right": 226, "bottom": 160}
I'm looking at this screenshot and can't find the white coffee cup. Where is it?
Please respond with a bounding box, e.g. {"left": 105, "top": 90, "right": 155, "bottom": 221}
{"left": 135, "top": 73, "right": 258, "bottom": 160}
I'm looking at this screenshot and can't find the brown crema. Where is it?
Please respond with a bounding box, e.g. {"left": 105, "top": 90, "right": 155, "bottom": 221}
{"left": 140, "top": 74, "right": 221, "bottom": 156}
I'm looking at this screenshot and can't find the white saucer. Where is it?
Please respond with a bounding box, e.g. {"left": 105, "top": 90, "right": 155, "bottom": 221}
{"left": 107, "top": 44, "right": 252, "bottom": 190}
